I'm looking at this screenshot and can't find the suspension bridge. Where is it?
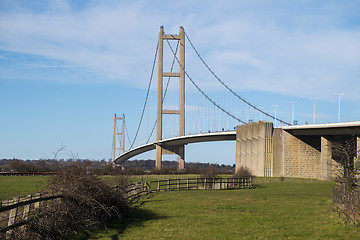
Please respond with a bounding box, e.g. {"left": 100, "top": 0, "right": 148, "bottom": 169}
{"left": 113, "top": 26, "right": 360, "bottom": 179}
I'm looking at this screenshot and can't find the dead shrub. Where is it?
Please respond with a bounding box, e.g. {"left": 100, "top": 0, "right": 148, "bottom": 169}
{"left": 334, "top": 181, "right": 360, "bottom": 223}
{"left": 332, "top": 139, "right": 360, "bottom": 224}
{"left": 200, "top": 165, "right": 219, "bottom": 178}
{"left": 199, "top": 166, "right": 219, "bottom": 189}
{"left": 15, "top": 163, "right": 128, "bottom": 239}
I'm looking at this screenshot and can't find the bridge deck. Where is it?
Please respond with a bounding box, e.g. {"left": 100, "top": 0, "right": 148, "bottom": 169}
{"left": 115, "top": 121, "right": 360, "bottom": 164}
{"left": 115, "top": 131, "right": 236, "bottom": 164}
{"left": 282, "top": 121, "right": 360, "bottom": 135}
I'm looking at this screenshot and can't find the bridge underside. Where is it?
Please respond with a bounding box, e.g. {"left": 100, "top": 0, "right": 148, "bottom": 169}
{"left": 114, "top": 131, "right": 236, "bottom": 164}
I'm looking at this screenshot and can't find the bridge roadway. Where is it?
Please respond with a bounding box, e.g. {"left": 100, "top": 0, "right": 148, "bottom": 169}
{"left": 114, "top": 131, "right": 236, "bottom": 164}
{"left": 282, "top": 121, "right": 360, "bottom": 135}
{"left": 115, "top": 121, "right": 360, "bottom": 164}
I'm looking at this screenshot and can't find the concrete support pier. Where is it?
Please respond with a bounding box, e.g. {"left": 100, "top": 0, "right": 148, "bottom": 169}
{"left": 236, "top": 121, "right": 360, "bottom": 179}
{"left": 235, "top": 121, "right": 273, "bottom": 177}
{"left": 321, "top": 136, "right": 332, "bottom": 181}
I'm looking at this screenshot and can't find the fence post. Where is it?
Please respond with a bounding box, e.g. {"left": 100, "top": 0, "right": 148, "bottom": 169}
{"left": 34, "top": 193, "right": 41, "bottom": 209}
{"left": 187, "top": 178, "right": 189, "bottom": 190}
{"left": 196, "top": 178, "right": 198, "bottom": 190}
{"left": 204, "top": 178, "right": 207, "bottom": 190}
{"left": 220, "top": 178, "right": 222, "bottom": 189}
{"left": 167, "top": 179, "right": 170, "bottom": 190}
{"left": 157, "top": 180, "right": 160, "bottom": 191}
{"left": 6, "top": 197, "right": 19, "bottom": 237}
{"left": 23, "top": 195, "right": 31, "bottom": 220}
{"left": 19, "top": 195, "right": 32, "bottom": 231}
{"left": 177, "top": 179, "right": 180, "bottom": 190}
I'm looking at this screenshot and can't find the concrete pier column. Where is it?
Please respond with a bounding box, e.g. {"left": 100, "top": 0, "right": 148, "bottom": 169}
{"left": 156, "top": 27, "right": 164, "bottom": 170}
{"left": 247, "top": 123, "right": 254, "bottom": 175}
{"left": 235, "top": 126, "right": 241, "bottom": 173}
{"left": 321, "top": 136, "right": 332, "bottom": 181}
{"left": 256, "top": 122, "right": 264, "bottom": 176}
{"left": 178, "top": 145, "right": 185, "bottom": 170}
{"left": 235, "top": 124, "right": 249, "bottom": 174}
{"left": 235, "top": 121, "right": 273, "bottom": 177}
{"left": 155, "top": 145, "right": 162, "bottom": 170}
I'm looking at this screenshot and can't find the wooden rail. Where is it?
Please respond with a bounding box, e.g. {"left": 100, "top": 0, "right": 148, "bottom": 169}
{"left": 0, "top": 192, "right": 62, "bottom": 236}
{"left": 0, "top": 177, "right": 251, "bottom": 235}
{"left": 150, "top": 177, "right": 252, "bottom": 192}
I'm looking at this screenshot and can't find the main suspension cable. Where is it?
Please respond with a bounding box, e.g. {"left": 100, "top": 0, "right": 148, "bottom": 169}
{"left": 124, "top": 121, "right": 132, "bottom": 150}
{"left": 184, "top": 31, "right": 290, "bottom": 126}
{"left": 129, "top": 42, "right": 159, "bottom": 149}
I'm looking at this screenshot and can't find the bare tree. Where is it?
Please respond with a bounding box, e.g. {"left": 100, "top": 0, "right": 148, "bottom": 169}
{"left": 333, "top": 138, "right": 360, "bottom": 223}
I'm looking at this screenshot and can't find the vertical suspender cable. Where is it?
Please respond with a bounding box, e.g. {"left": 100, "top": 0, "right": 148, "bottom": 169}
{"left": 184, "top": 31, "right": 290, "bottom": 126}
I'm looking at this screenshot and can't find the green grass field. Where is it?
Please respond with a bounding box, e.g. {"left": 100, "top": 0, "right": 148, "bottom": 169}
{"left": 1, "top": 176, "right": 360, "bottom": 239}
{"left": 83, "top": 180, "right": 360, "bottom": 239}
{"left": 0, "top": 174, "right": 194, "bottom": 201}
{"left": 0, "top": 175, "right": 48, "bottom": 201}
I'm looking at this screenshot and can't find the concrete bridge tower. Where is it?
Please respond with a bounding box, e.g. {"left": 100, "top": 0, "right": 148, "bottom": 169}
{"left": 156, "top": 26, "right": 185, "bottom": 170}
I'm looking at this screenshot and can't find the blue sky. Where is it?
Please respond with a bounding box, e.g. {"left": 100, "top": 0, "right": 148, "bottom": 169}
{"left": 1, "top": 0, "right": 359, "bottom": 164}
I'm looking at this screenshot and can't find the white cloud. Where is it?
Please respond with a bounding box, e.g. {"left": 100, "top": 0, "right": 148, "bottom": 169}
{"left": 0, "top": 0, "right": 359, "bottom": 101}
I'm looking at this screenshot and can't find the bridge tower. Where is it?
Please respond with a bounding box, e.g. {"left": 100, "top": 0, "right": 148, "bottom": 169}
{"left": 112, "top": 113, "right": 125, "bottom": 163}
{"left": 156, "top": 26, "right": 185, "bottom": 170}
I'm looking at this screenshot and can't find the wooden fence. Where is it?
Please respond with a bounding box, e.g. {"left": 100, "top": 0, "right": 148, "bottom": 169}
{"left": 0, "top": 192, "right": 62, "bottom": 236}
{"left": 150, "top": 177, "right": 252, "bottom": 191}
{"left": 0, "top": 177, "right": 251, "bottom": 235}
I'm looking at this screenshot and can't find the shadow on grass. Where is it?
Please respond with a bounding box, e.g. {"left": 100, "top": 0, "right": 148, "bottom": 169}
{"left": 74, "top": 194, "right": 167, "bottom": 239}
{"left": 112, "top": 206, "right": 168, "bottom": 237}
{"left": 252, "top": 184, "right": 266, "bottom": 189}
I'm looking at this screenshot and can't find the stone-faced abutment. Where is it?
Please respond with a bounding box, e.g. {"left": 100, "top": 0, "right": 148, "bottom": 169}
{"left": 235, "top": 121, "right": 360, "bottom": 180}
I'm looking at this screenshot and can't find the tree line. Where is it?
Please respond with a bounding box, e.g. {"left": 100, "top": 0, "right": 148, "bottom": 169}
{"left": 0, "top": 158, "right": 234, "bottom": 175}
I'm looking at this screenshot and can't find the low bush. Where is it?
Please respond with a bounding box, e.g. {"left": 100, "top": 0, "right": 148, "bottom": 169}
{"left": 200, "top": 166, "right": 219, "bottom": 178}
{"left": 12, "top": 164, "right": 128, "bottom": 239}
{"left": 234, "top": 167, "right": 253, "bottom": 178}
{"left": 333, "top": 139, "right": 360, "bottom": 225}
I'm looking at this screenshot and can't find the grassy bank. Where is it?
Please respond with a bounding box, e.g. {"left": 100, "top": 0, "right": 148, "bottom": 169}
{"left": 85, "top": 180, "right": 360, "bottom": 239}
